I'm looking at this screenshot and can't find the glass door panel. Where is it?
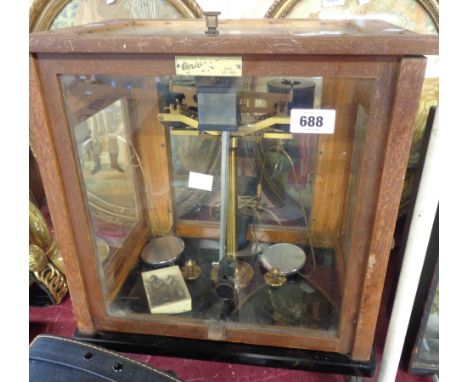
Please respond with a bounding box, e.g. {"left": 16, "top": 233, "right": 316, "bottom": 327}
{"left": 61, "top": 73, "right": 375, "bottom": 338}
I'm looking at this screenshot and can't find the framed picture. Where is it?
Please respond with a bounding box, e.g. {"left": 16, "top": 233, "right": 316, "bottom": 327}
{"left": 30, "top": 0, "right": 203, "bottom": 32}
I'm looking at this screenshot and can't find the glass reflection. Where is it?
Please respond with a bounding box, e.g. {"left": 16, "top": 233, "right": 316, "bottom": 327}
{"left": 74, "top": 99, "right": 139, "bottom": 252}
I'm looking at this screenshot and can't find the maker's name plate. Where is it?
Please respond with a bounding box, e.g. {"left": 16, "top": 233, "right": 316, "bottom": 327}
{"left": 175, "top": 56, "right": 242, "bottom": 77}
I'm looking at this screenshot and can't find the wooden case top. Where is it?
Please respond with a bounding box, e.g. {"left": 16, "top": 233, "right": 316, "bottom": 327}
{"left": 29, "top": 18, "right": 438, "bottom": 56}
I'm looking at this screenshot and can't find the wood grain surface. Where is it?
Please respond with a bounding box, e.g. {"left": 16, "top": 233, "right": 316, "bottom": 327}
{"left": 29, "top": 19, "right": 438, "bottom": 56}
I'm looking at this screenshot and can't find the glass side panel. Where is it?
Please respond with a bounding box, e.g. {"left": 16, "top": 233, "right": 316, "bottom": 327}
{"left": 63, "top": 87, "right": 141, "bottom": 259}
{"left": 411, "top": 285, "right": 439, "bottom": 371}
{"left": 61, "top": 74, "right": 375, "bottom": 340}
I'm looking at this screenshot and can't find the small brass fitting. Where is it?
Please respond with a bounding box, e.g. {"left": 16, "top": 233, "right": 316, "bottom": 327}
{"left": 264, "top": 267, "right": 286, "bottom": 288}
{"left": 204, "top": 12, "right": 220, "bottom": 35}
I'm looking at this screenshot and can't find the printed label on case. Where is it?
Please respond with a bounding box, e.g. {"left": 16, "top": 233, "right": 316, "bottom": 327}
{"left": 175, "top": 56, "right": 242, "bottom": 77}
{"left": 290, "top": 109, "right": 336, "bottom": 134}
{"left": 188, "top": 171, "right": 213, "bottom": 191}
{"left": 323, "top": 0, "right": 345, "bottom": 7}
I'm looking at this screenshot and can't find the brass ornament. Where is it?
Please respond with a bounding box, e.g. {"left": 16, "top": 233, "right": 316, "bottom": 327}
{"left": 29, "top": 200, "right": 65, "bottom": 274}
{"left": 29, "top": 200, "right": 53, "bottom": 250}
{"left": 264, "top": 267, "right": 287, "bottom": 288}
{"left": 35, "top": 263, "right": 69, "bottom": 304}
{"left": 29, "top": 245, "right": 49, "bottom": 273}
{"left": 181, "top": 259, "right": 202, "bottom": 281}
{"left": 29, "top": 199, "right": 68, "bottom": 304}
{"left": 30, "top": 244, "right": 69, "bottom": 304}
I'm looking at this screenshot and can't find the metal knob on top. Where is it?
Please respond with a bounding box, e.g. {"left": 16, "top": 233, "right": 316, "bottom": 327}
{"left": 204, "top": 12, "right": 220, "bottom": 35}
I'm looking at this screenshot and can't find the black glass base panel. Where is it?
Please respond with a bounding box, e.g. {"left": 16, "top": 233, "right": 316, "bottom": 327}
{"left": 74, "top": 330, "right": 376, "bottom": 377}
{"left": 109, "top": 241, "right": 340, "bottom": 333}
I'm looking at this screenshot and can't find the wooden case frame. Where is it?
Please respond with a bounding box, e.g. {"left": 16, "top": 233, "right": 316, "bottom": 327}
{"left": 29, "top": 19, "right": 436, "bottom": 361}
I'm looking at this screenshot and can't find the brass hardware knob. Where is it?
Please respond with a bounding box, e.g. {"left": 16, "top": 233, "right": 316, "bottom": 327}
{"left": 264, "top": 267, "right": 286, "bottom": 288}
{"left": 181, "top": 259, "right": 202, "bottom": 281}
{"left": 204, "top": 12, "right": 220, "bottom": 35}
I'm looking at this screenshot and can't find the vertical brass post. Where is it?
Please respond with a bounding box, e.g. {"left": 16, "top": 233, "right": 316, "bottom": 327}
{"left": 226, "top": 136, "right": 238, "bottom": 260}
{"left": 226, "top": 137, "right": 254, "bottom": 289}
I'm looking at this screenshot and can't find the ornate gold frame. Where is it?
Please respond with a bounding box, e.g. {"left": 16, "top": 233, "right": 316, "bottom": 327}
{"left": 30, "top": 0, "right": 204, "bottom": 32}
{"left": 264, "top": 0, "right": 439, "bottom": 31}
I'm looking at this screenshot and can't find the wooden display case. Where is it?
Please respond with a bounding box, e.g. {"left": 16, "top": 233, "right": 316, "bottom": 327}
{"left": 29, "top": 18, "right": 438, "bottom": 373}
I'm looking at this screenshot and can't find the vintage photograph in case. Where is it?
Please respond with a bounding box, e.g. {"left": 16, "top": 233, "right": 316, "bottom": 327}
{"left": 142, "top": 266, "right": 192, "bottom": 314}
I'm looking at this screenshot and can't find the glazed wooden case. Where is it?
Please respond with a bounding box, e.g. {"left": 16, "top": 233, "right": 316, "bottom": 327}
{"left": 29, "top": 18, "right": 438, "bottom": 362}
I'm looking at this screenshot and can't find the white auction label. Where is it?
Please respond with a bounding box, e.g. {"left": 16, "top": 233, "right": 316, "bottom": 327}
{"left": 175, "top": 56, "right": 242, "bottom": 77}
{"left": 290, "top": 109, "right": 336, "bottom": 134}
{"left": 323, "top": 0, "right": 345, "bottom": 7}
{"left": 188, "top": 171, "right": 213, "bottom": 191}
